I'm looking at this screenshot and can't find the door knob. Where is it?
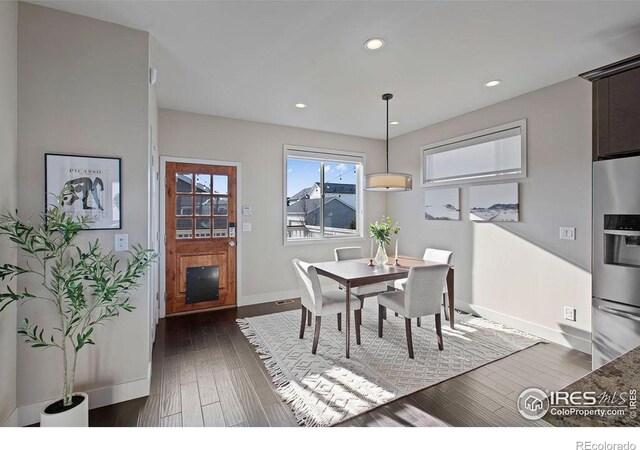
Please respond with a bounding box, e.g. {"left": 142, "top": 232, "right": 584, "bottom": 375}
{"left": 229, "top": 241, "right": 236, "bottom": 247}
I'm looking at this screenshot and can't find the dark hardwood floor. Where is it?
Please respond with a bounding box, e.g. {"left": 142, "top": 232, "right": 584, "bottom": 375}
{"left": 88, "top": 300, "right": 592, "bottom": 427}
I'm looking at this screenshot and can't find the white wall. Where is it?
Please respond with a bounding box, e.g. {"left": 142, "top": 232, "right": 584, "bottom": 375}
{"left": 0, "top": 0, "right": 18, "bottom": 427}
{"left": 17, "top": 3, "right": 151, "bottom": 420}
{"left": 387, "top": 77, "right": 592, "bottom": 351}
{"left": 159, "top": 109, "right": 387, "bottom": 305}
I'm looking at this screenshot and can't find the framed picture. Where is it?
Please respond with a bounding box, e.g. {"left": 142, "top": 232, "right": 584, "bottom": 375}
{"left": 469, "top": 182, "right": 519, "bottom": 222}
{"left": 45, "top": 153, "right": 121, "bottom": 230}
{"left": 424, "top": 187, "right": 460, "bottom": 220}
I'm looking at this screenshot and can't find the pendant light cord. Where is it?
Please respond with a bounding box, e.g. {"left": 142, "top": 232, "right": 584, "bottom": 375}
{"left": 386, "top": 95, "right": 389, "bottom": 173}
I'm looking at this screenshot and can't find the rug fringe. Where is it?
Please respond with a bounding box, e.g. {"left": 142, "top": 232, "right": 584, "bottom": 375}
{"left": 236, "top": 319, "right": 325, "bottom": 427}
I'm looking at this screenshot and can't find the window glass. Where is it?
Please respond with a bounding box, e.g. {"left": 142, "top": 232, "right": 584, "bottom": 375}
{"left": 176, "top": 218, "right": 193, "bottom": 239}
{"left": 195, "top": 174, "right": 211, "bottom": 193}
{"left": 213, "top": 175, "right": 228, "bottom": 195}
{"left": 176, "top": 173, "right": 193, "bottom": 193}
{"left": 176, "top": 196, "right": 193, "bottom": 216}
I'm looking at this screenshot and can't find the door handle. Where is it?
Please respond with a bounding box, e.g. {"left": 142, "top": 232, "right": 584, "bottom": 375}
{"left": 229, "top": 241, "right": 236, "bottom": 247}
{"left": 598, "top": 305, "right": 640, "bottom": 323}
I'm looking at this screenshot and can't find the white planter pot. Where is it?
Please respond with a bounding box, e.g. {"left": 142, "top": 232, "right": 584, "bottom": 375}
{"left": 40, "top": 392, "right": 89, "bottom": 427}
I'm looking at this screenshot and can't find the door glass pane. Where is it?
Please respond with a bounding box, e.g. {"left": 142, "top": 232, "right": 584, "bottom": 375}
{"left": 195, "top": 218, "right": 211, "bottom": 238}
{"left": 323, "top": 161, "right": 358, "bottom": 237}
{"left": 213, "top": 196, "right": 228, "bottom": 216}
{"left": 194, "top": 196, "right": 211, "bottom": 216}
{"left": 213, "top": 175, "right": 228, "bottom": 195}
{"left": 176, "top": 173, "right": 193, "bottom": 193}
{"left": 176, "top": 218, "right": 193, "bottom": 239}
{"left": 176, "top": 195, "right": 193, "bottom": 216}
{"left": 213, "top": 218, "right": 228, "bottom": 237}
{"left": 195, "top": 174, "right": 211, "bottom": 193}
{"left": 285, "top": 157, "right": 321, "bottom": 240}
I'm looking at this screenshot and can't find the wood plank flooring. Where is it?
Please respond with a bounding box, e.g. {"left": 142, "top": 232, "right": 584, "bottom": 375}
{"left": 87, "top": 300, "right": 592, "bottom": 427}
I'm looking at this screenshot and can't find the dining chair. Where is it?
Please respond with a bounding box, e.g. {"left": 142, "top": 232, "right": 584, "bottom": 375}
{"left": 392, "top": 248, "right": 453, "bottom": 326}
{"left": 292, "top": 259, "right": 362, "bottom": 354}
{"left": 334, "top": 246, "right": 388, "bottom": 325}
{"left": 377, "top": 264, "right": 449, "bottom": 358}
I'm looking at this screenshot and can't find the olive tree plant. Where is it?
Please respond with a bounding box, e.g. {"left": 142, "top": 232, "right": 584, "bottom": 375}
{"left": 0, "top": 191, "right": 156, "bottom": 408}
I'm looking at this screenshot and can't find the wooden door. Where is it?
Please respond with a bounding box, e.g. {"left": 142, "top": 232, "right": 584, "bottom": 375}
{"left": 165, "top": 162, "right": 237, "bottom": 314}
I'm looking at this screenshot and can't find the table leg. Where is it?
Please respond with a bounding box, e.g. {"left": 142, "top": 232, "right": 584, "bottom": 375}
{"left": 447, "top": 267, "right": 455, "bottom": 329}
{"left": 345, "top": 280, "right": 351, "bottom": 359}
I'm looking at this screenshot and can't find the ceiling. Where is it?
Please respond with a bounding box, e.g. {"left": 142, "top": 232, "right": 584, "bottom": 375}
{"left": 28, "top": 1, "right": 640, "bottom": 139}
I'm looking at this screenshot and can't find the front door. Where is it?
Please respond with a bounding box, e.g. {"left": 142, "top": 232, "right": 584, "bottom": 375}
{"left": 165, "top": 162, "right": 237, "bottom": 314}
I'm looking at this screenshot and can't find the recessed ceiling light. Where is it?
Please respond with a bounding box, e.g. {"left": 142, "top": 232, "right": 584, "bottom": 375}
{"left": 484, "top": 79, "right": 502, "bottom": 87}
{"left": 390, "top": 121, "right": 399, "bottom": 125}
{"left": 364, "top": 38, "right": 385, "bottom": 50}
{"left": 295, "top": 103, "right": 306, "bottom": 108}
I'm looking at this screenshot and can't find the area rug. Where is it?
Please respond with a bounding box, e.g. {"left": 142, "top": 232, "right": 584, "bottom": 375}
{"left": 237, "top": 303, "right": 541, "bottom": 427}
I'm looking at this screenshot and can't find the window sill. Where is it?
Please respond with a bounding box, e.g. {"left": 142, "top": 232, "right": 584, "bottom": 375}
{"left": 284, "top": 236, "right": 366, "bottom": 247}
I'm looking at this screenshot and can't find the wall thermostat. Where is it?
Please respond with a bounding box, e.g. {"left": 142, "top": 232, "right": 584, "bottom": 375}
{"left": 242, "top": 206, "right": 253, "bottom": 216}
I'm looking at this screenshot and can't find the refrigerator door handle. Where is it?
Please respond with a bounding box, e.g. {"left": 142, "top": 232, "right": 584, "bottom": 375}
{"left": 598, "top": 305, "right": 640, "bottom": 323}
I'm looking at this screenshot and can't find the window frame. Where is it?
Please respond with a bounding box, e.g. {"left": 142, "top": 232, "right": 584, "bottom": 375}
{"left": 420, "top": 119, "right": 527, "bottom": 188}
{"left": 283, "top": 145, "right": 366, "bottom": 246}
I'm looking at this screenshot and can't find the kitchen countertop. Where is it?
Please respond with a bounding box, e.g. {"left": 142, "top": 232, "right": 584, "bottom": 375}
{"left": 544, "top": 346, "right": 640, "bottom": 427}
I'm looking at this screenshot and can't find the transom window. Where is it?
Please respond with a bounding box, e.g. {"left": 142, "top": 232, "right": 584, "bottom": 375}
{"left": 421, "top": 119, "right": 527, "bottom": 187}
{"left": 175, "top": 173, "right": 228, "bottom": 239}
{"left": 284, "top": 146, "right": 364, "bottom": 243}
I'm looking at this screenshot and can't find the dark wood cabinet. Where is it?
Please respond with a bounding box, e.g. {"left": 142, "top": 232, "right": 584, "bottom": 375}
{"left": 581, "top": 54, "right": 640, "bottom": 161}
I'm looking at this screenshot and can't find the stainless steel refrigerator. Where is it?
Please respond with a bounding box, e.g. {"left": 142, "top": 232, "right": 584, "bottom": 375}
{"left": 593, "top": 154, "right": 640, "bottom": 369}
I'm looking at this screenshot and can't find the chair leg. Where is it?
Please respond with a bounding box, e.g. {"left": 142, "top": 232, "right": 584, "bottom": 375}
{"left": 417, "top": 317, "right": 421, "bottom": 327}
{"left": 435, "top": 313, "right": 444, "bottom": 351}
{"left": 378, "top": 305, "right": 385, "bottom": 338}
{"left": 443, "top": 293, "right": 449, "bottom": 321}
{"left": 311, "top": 316, "right": 322, "bottom": 354}
{"left": 299, "top": 306, "right": 307, "bottom": 339}
{"left": 405, "top": 318, "right": 414, "bottom": 359}
{"left": 383, "top": 307, "right": 387, "bottom": 320}
{"left": 357, "top": 296, "right": 364, "bottom": 326}
{"left": 355, "top": 310, "right": 361, "bottom": 345}
{"left": 307, "top": 310, "right": 312, "bottom": 326}
{"left": 395, "top": 312, "right": 399, "bottom": 317}
{"left": 337, "top": 313, "right": 342, "bottom": 331}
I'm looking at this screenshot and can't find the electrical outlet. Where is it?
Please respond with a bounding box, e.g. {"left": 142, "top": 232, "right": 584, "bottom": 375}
{"left": 560, "top": 227, "right": 576, "bottom": 240}
{"left": 564, "top": 306, "right": 576, "bottom": 322}
{"left": 114, "top": 234, "right": 128, "bottom": 252}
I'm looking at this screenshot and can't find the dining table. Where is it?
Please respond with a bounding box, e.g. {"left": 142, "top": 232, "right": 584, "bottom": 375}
{"left": 312, "top": 255, "right": 455, "bottom": 358}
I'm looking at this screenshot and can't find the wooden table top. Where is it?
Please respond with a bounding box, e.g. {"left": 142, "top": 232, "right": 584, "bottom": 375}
{"left": 313, "top": 256, "right": 450, "bottom": 288}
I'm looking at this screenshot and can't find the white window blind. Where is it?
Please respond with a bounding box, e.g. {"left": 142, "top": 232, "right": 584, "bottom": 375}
{"left": 421, "top": 120, "right": 526, "bottom": 186}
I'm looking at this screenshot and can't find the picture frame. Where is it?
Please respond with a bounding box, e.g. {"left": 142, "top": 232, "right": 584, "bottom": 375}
{"left": 45, "top": 153, "right": 122, "bottom": 230}
{"left": 469, "top": 182, "right": 519, "bottom": 222}
{"left": 424, "top": 187, "right": 461, "bottom": 220}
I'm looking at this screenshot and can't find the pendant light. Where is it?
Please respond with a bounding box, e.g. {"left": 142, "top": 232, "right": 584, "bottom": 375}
{"left": 365, "top": 93, "right": 413, "bottom": 191}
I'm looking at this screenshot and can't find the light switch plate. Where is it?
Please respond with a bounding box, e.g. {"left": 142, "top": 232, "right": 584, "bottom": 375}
{"left": 560, "top": 227, "right": 576, "bottom": 240}
{"left": 114, "top": 234, "right": 129, "bottom": 252}
{"left": 243, "top": 223, "right": 252, "bottom": 232}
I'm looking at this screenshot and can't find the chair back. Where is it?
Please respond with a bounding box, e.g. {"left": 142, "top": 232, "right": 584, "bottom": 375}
{"left": 404, "top": 264, "right": 450, "bottom": 317}
{"left": 292, "top": 259, "right": 323, "bottom": 314}
{"left": 423, "top": 248, "right": 453, "bottom": 265}
{"left": 334, "top": 246, "right": 362, "bottom": 261}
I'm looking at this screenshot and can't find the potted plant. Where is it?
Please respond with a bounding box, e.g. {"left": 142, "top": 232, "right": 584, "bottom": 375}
{"left": 0, "top": 190, "right": 156, "bottom": 427}
{"left": 369, "top": 215, "right": 400, "bottom": 265}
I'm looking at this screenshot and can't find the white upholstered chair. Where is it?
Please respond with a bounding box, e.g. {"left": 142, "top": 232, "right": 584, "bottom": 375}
{"left": 377, "top": 264, "right": 450, "bottom": 358}
{"left": 292, "top": 259, "right": 362, "bottom": 354}
{"left": 392, "top": 248, "right": 453, "bottom": 325}
{"left": 334, "top": 247, "right": 388, "bottom": 324}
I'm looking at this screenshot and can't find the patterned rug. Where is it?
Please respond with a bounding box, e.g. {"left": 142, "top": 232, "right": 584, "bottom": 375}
{"left": 237, "top": 303, "right": 541, "bottom": 427}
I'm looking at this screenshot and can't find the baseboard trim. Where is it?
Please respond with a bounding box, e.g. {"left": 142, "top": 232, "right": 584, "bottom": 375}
{"left": 1, "top": 408, "right": 17, "bottom": 427}
{"left": 15, "top": 376, "right": 150, "bottom": 427}
{"left": 467, "top": 303, "right": 592, "bottom": 354}
{"left": 239, "top": 289, "right": 301, "bottom": 307}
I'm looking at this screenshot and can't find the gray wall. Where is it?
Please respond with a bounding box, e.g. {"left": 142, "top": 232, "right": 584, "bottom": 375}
{"left": 17, "top": 4, "right": 151, "bottom": 411}
{"left": 387, "top": 77, "right": 592, "bottom": 348}
{"left": 159, "top": 109, "right": 387, "bottom": 304}
{"left": 0, "top": 0, "right": 17, "bottom": 426}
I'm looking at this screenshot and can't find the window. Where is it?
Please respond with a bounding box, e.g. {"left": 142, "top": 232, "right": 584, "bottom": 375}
{"left": 284, "top": 146, "right": 364, "bottom": 243}
{"left": 421, "top": 119, "right": 526, "bottom": 187}
{"left": 174, "top": 172, "right": 228, "bottom": 239}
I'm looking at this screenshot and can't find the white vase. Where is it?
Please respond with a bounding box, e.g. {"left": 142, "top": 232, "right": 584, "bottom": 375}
{"left": 40, "top": 392, "right": 89, "bottom": 427}
{"left": 374, "top": 241, "right": 388, "bottom": 265}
